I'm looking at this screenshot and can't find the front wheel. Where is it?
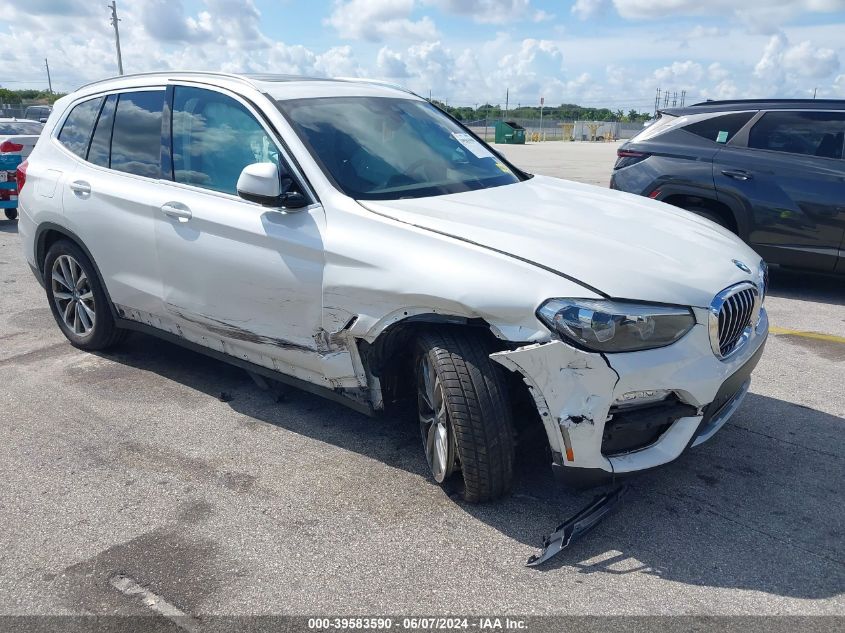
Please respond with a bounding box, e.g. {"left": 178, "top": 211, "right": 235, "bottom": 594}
{"left": 3, "top": 208, "right": 17, "bottom": 220}
{"left": 44, "top": 240, "right": 126, "bottom": 350}
{"left": 415, "top": 329, "right": 515, "bottom": 503}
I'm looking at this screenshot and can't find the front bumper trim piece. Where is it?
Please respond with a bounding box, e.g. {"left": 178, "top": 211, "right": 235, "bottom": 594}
{"left": 526, "top": 485, "right": 627, "bottom": 567}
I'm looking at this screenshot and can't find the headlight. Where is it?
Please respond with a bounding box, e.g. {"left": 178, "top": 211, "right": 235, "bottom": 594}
{"left": 537, "top": 298, "right": 695, "bottom": 352}
{"left": 758, "top": 260, "right": 768, "bottom": 302}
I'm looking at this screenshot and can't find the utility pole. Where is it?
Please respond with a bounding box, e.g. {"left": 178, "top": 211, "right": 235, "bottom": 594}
{"left": 680, "top": 90, "right": 686, "bottom": 107}
{"left": 109, "top": 1, "right": 124, "bottom": 76}
{"left": 539, "top": 96, "right": 544, "bottom": 141}
{"left": 505, "top": 88, "right": 508, "bottom": 120}
{"left": 44, "top": 58, "right": 53, "bottom": 94}
{"left": 813, "top": 87, "right": 817, "bottom": 99}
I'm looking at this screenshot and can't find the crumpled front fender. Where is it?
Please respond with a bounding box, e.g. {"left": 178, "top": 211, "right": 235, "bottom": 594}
{"left": 491, "top": 340, "right": 620, "bottom": 472}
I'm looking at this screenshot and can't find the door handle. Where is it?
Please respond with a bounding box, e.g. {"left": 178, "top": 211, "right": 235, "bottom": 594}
{"left": 721, "top": 169, "right": 752, "bottom": 181}
{"left": 161, "top": 202, "right": 192, "bottom": 222}
{"left": 69, "top": 180, "right": 91, "bottom": 195}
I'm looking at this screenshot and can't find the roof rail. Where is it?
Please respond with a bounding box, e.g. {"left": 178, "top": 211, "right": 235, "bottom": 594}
{"left": 333, "top": 77, "right": 419, "bottom": 97}
{"left": 76, "top": 71, "right": 257, "bottom": 92}
{"left": 690, "top": 98, "right": 845, "bottom": 107}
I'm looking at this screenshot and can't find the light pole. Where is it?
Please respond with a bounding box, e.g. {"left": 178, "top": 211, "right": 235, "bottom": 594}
{"left": 45, "top": 58, "right": 53, "bottom": 94}
{"left": 109, "top": 1, "right": 124, "bottom": 76}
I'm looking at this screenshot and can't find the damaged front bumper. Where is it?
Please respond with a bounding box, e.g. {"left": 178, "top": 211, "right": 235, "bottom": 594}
{"left": 492, "top": 307, "right": 768, "bottom": 486}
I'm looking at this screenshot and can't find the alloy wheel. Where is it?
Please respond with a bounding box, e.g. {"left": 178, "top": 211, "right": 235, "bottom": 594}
{"left": 51, "top": 254, "right": 96, "bottom": 336}
{"left": 417, "top": 354, "right": 457, "bottom": 483}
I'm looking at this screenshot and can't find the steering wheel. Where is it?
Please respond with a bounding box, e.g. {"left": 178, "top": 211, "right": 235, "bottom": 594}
{"left": 404, "top": 158, "right": 440, "bottom": 180}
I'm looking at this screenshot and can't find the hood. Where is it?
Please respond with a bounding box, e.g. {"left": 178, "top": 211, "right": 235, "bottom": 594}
{"left": 360, "top": 175, "right": 762, "bottom": 308}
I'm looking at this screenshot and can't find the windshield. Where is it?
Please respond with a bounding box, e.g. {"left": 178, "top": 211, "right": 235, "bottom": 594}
{"left": 276, "top": 97, "right": 522, "bottom": 200}
{"left": 0, "top": 121, "right": 43, "bottom": 135}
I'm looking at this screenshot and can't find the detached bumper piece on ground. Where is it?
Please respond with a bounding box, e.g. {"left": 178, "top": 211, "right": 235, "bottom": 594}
{"left": 527, "top": 485, "right": 627, "bottom": 567}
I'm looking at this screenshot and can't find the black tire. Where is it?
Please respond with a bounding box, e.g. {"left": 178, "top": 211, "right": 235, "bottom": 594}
{"left": 44, "top": 240, "right": 126, "bottom": 351}
{"left": 415, "top": 329, "right": 515, "bottom": 503}
{"left": 684, "top": 205, "right": 731, "bottom": 231}
{"left": 3, "top": 208, "right": 17, "bottom": 220}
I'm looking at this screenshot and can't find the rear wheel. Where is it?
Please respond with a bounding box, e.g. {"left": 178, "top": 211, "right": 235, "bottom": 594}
{"left": 415, "top": 329, "right": 515, "bottom": 503}
{"left": 44, "top": 240, "right": 126, "bottom": 351}
{"left": 3, "top": 209, "right": 17, "bottom": 220}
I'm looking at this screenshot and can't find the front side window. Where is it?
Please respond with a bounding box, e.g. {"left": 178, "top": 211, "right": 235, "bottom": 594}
{"left": 749, "top": 111, "right": 845, "bottom": 159}
{"left": 275, "top": 96, "right": 521, "bottom": 200}
{"left": 110, "top": 90, "right": 165, "bottom": 178}
{"left": 57, "top": 97, "right": 103, "bottom": 158}
{"left": 171, "top": 86, "right": 280, "bottom": 195}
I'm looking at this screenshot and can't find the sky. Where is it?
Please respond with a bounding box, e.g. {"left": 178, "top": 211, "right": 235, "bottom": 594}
{"left": 1, "top": 0, "right": 844, "bottom": 111}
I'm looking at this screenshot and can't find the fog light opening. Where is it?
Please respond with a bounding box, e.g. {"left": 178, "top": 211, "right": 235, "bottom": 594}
{"left": 613, "top": 389, "right": 672, "bottom": 409}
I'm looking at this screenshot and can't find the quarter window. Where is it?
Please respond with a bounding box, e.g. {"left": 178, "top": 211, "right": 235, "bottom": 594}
{"left": 171, "top": 86, "right": 280, "bottom": 195}
{"left": 110, "top": 90, "right": 165, "bottom": 178}
{"left": 57, "top": 97, "right": 103, "bottom": 158}
{"left": 683, "top": 112, "right": 754, "bottom": 144}
{"left": 749, "top": 111, "right": 845, "bottom": 159}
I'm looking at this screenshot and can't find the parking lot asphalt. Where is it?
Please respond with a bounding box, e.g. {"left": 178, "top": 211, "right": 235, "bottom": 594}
{"left": 0, "top": 141, "right": 842, "bottom": 619}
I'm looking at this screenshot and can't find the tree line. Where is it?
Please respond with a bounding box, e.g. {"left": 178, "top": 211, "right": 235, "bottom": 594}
{"left": 431, "top": 100, "right": 652, "bottom": 123}
{"left": 0, "top": 88, "right": 65, "bottom": 105}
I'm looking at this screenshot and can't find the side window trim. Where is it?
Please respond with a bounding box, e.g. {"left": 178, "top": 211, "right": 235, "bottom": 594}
{"left": 167, "top": 80, "right": 317, "bottom": 204}
{"left": 725, "top": 110, "right": 764, "bottom": 148}
{"left": 87, "top": 94, "right": 118, "bottom": 168}
{"left": 52, "top": 87, "right": 168, "bottom": 177}
{"left": 83, "top": 97, "right": 108, "bottom": 161}
{"left": 162, "top": 85, "right": 175, "bottom": 182}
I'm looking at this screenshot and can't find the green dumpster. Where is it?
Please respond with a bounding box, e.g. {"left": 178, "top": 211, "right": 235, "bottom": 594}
{"left": 494, "top": 120, "right": 526, "bottom": 144}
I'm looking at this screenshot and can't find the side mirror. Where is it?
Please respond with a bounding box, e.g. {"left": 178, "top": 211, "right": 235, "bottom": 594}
{"left": 236, "top": 162, "right": 309, "bottom": 210}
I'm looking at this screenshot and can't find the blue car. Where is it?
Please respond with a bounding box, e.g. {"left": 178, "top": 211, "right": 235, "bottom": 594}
{"left": 0, "top": 118, "right": 43, "bottom": 220}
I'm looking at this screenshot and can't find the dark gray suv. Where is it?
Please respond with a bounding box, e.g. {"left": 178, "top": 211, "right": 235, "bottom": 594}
{"left": 611, "top": 99, "right": 845, "bottom": 274}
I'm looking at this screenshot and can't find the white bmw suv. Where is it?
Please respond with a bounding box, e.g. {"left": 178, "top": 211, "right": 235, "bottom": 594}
{"left": 18, "top": 72, "right": 768, "bottom": 501}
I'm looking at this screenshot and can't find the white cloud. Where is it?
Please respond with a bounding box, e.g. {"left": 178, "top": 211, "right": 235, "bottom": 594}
{"left": 1, "top": 0, "right": 844, "bottom": 111}
{"left": 572, "top": 0, "right": 610, "bottom": 20}
{"left": 432, "top": 1, "right": 551, "bottom": 24}
{"left": 377, "top": 47, "right": 412, "bottom": 78}
{"left": 707, "top": 62, "right": 730, "bottom": 82}
{"left": 754, "top": 33, "right": 839, "bottom": 86}
{"left": 782, "top": 40, "right": 840, "bottom": 77}
{"left": 653, "top": 60, "right": 704, "bottom": 86}
{"left": 687, "top": 25, "right": 726, "bottom": 39}
{"left": 326, "top": 0, "right": 437, "bottom": 41}
{"left": 613, "top": 0, "right": 845, "bottom": 20}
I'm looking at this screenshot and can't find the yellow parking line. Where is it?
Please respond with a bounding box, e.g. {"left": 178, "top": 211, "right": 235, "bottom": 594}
{"left": 769, "top": 326, "right": 845, "bottom": 345}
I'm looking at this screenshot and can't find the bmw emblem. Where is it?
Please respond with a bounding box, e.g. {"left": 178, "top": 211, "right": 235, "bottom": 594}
{"left": 733, "top": 259, "right": 752, "bottom": 274}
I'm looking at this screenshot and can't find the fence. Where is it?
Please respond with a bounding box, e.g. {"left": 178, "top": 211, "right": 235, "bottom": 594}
{"left": 463, "top": 118, "right": 644, "bottom": 142}
{"left": 0, "top": 104, "right": 53, "bottom": 120}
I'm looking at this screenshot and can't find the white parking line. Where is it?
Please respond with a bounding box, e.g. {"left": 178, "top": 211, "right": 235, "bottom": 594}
{"left": 109, "top": 574, "right": 202, "bottom": 633}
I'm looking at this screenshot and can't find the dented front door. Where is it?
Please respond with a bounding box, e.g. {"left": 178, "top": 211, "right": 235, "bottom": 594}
{"left": 152, "top": 84, "right": 328, "bottom": 381}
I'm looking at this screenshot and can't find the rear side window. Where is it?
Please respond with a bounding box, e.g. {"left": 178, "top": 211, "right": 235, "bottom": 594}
{"left": 171, "top": 86, "right": 280, "bottom": 194}
{"left": 749, "top": 111, "right": 845, "bottom": 159}
{"left": 110, "top": 90, "right": 165, "bottom": 178}
{"left": 87, "top": 94, "right": 117, "bottom": 168}
{"left": 57, "top": 97, "right": 103, "bottom": 158}
{"left": 683, "top": 112, "right": 754, "bottom": 144}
